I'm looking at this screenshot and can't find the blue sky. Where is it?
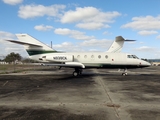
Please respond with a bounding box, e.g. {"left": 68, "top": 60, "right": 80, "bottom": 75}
{"left": 0, "top": 0, "right": 160, "bottom": 59}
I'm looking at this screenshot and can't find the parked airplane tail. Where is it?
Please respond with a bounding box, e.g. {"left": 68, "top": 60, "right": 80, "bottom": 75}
{"left": 107, "top": 36, "right": 135, "bottom": 53}
{"left": 7, "top": 34, "right": 57, "bottom": 56}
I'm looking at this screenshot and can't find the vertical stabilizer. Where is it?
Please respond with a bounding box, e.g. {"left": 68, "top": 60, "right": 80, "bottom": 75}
{"left": 107, "top": 36, "right": 125, "bottom": 53}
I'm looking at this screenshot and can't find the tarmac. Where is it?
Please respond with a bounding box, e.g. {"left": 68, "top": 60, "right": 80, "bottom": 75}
{"left": 0, "top": 66, "right": 160, "bottom": 120}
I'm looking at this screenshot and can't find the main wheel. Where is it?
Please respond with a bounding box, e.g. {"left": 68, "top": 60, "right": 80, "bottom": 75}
{"left": 73, "top": 71, "right": 79, "bottom": 76}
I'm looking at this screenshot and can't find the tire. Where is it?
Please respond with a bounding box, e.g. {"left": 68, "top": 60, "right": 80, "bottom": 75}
{"left": 73, "top": 71, "right": 78, "bottom": 76}
{"left": 122, "top": 73, "right": 127, "bottom": 76}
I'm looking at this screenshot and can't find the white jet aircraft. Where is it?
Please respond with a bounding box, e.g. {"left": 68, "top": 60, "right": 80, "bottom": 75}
{"left": 7, "top": 34, "right": 151, "bottom": 76}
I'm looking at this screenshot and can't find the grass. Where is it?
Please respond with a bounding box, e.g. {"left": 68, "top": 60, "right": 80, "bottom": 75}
{"left": 0, "top": 64, "right": 46, "bottom": 74}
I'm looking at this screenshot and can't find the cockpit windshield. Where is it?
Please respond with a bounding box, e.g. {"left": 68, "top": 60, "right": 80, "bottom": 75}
{"left": 132, "top": 55, "right": 139, "bottom": 59}
{"left": 127, "top": 55, "right": 139, "bottom": 59}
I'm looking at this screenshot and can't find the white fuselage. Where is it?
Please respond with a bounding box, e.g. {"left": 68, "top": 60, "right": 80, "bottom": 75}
{"left": 30, "top": 52, "right": 150, "bottom": 69}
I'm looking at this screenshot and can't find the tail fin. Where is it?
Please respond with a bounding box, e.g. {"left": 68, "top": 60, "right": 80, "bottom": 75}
{"left": 107, "top": 36, "right": 125, "bottom": 53}
{"left": 8, "top": 34, "right": 57, "bottom": 56}
{"left": 107, "top": 36, "right": 135, "bottom": 53}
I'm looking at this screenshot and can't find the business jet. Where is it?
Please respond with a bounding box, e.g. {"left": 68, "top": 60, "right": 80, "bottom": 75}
{"left": 7, "top": 34, "right": 151, "bottom": 76}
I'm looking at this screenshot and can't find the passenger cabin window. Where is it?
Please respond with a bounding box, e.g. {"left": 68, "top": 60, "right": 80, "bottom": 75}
{"left": 98, "top": 55, "right": 101, "bottom": 59}
{"left": 84, "top": 55, "right": 87, "bottom": 58}
{"left": 105, "top": 55, "right": 108, "bottom": 59}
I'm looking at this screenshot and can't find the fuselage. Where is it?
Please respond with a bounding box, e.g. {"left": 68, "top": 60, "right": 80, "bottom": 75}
{"left": 30, "top": 52, "right": 151, "bottom": 69}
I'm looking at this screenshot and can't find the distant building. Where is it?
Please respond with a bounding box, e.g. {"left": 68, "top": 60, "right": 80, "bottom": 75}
{"left": 148, "top": 59, "right": 160, "bottom": 66}
{"left": 0, "top": 62, "right": 8, "bottom": 64}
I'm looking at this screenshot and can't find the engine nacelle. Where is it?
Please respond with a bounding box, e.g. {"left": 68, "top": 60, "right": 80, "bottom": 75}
{"left": 46, "top": 55, "right": 73, "bottom": 62}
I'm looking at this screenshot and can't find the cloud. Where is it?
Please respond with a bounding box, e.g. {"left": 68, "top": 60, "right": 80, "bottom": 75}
{"left": 34, "top": 25, "right": 53, "bottom": 31}
{"left": 121, "top": 15, "right": 160, "bottom": 36}
{"left": 60, "top": 7, "right": 121, "bottom": 30}
{"left": 0, "top": 31, "right": 28, "bottom": 57}
{"left": 60, "top": 7, "right": 99, "bottom": 23}
{"left": 76, "top": 22, "right": 110, "bottom": 30}
{"left": 53, "top": 28, "right": 112, "bottom": 51}
{"left": 121, "top": 15, "right": 160, "bottom": 30}
{"left": 18, "top": 5, "right": 121, "bottom": 30}
{"left": 132, "top": 46, "right": 160, "bottom": 58}
{"left": 156, "top": 35, "right": 160, "bottom": 39}
{"left": 121, "top": 16, "right": 160, "bottom": 30}
{"left": 52, "top": 39, "right": 112, "bottom": 52}
{"left": 0, "top": 31, "right": 16, "bottom": 39}
{"left": 18, "top": 4, "right": 66, "bottom": 19}
{"left": 103, "top": 31, "right": 112, "bottom": 35}
{"left": 134, "top": 46, "right": 155, "bottom": 52}
{"left": 52, "top": 42, "right": 83, "bottom": 52}
{"left": 0, "top": 40, "right": 28, "bottom": 57}
{"left": 61, "top": 7, "right": 121, "bottom": 23}
{"left": 2, "top": 0, "right": 23, "bottom": 5}
{"left": 54, "top": 28, "right": 113, "bottom": 51}
{"left": 54, "top": 28, "right": 95, "bottom": 40}
{"left": 138, "top": 30, "right": 158, "bottom": 36}
{"left": 81, "top": 39, "right": 111, "bottom": 47}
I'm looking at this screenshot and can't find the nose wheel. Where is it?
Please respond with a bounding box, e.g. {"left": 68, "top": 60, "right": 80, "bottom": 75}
{"left": 122, "top": 68, "right": 128, "bottom": 76}
{"left": 122, "top": 72, "right": 127, "bottom": 76}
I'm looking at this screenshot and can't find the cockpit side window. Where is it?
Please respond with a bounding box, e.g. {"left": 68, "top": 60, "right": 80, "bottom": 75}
{"left": 127, "top": 55, "right": 139, "bottom": 59}
{"left": 127, "top": 55, "right": 133, "bottom": 58}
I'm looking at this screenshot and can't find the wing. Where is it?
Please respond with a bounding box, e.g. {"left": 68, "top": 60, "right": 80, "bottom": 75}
{"left": 42, "top": 62, "right": 85, "bottom": 69}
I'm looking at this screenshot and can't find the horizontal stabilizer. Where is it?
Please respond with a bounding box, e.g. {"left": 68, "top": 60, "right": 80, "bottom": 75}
{"left": 125, "top": 40, "right": 136, "bottom": 42}
{"left": 6, "top": 40, "right": 42, "bottom": 47}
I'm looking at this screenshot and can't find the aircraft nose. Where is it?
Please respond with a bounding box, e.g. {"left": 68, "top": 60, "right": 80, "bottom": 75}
{"left": 141, "top": 60, "right": 151, "bottom": 67}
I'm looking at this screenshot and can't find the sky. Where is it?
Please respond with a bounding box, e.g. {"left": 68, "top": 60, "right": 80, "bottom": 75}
{"left": 0, "top": 0, "right": 160, "bottom": 59}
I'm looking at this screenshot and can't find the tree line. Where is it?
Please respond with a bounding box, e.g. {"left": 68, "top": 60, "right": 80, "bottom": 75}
{"left": 0, "top": 52, "right": 37, "bottom": 64}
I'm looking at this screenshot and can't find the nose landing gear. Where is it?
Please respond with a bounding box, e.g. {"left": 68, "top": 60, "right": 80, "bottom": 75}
{"left": 122, "top": 68, "right": 128, "bottom": 76}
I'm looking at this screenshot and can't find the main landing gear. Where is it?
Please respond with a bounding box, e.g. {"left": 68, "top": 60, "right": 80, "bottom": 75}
{"left": 122, "top": 68, "right": 128, "bottom": 76}
{"left": 73, "top": 68, "right": 82, "bottom": 77}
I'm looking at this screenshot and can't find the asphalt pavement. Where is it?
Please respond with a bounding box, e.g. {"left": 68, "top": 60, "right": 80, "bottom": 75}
{"left": 0, "top": 66, "right": 160, "bottom": 120}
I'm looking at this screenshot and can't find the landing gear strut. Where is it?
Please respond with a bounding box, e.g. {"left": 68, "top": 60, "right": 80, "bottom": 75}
{"left": 122, "top": 68, "right": 128, "bottom": 76}
{"left": 73, "top": 68, "right": 82, "bottom": 77}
